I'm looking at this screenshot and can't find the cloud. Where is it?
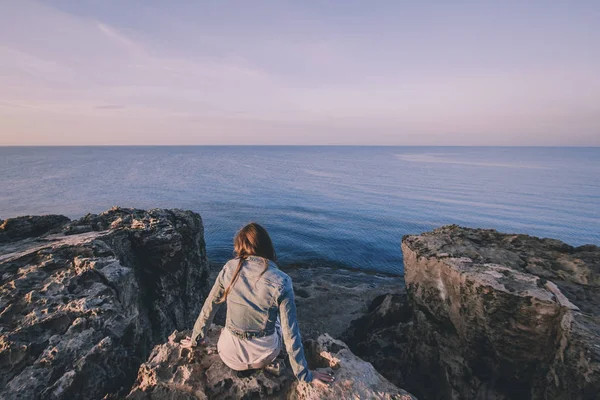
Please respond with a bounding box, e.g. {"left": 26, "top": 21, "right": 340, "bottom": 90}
{"left": 96, "top": 22, "right": 142, "bottom": 54}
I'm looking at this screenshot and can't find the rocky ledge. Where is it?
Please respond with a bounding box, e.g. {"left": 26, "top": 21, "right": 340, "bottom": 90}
{"left": 344, "top": 225, "right": 600, "bottom": 400}
{"left": 0, "top": 207, "right": 209, "bottom": 399}
{"left": 127, "top": 327, "right": 416, "bottom": 400}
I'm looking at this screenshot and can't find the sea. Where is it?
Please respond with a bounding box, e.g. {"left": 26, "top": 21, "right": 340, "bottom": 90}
{"left": 1, "top": 146, "right": 598, "bottom": 275}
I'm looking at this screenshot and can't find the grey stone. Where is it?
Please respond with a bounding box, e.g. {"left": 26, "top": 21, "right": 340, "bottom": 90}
{"left": 0, "top": 207, "right": 209, "bottom": 399}
{"left": 344, "top": 225, "right": 600, "bottom": 400}
{"left": 127, "top": 328, "right": 417, "bottom": 400}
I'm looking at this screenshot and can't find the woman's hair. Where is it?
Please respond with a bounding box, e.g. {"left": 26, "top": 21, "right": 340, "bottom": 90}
{"left": 216, "top": 222, "right": 276, "bottom": 303}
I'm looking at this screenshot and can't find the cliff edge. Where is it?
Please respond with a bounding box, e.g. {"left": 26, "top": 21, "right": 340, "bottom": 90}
{"left": 127, "top": 328, "right": 416, "bottom": 400}
{"left": 344, "top": 225, "right": 599, "bottom": 399}
{"left": 0, "top": 207, "right": 210, "bottom": 399}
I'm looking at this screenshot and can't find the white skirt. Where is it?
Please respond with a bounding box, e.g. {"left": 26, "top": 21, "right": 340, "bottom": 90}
{"left": 217, "top": 320, "right": 282, "bottom": 371}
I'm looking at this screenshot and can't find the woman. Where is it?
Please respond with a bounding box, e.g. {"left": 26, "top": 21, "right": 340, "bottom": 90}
{"left": 181, "top": 223, "right": 334, "bottom": 386}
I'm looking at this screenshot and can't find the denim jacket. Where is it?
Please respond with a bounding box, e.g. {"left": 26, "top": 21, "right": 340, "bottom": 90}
{"left": 191, "top": 256, "right": 313, "bottom": 382}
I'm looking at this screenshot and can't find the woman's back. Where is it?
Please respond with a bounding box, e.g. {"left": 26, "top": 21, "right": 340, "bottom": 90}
{"left": 221, "top": 256, "right": 288, "bottom": 334}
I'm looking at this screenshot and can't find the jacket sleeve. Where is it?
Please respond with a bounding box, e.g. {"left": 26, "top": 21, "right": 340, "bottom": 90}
{"left": 190, "top": 266, "right": 226, "bottom": 346}
{"left": 278, "top": 276, "right": 313, "bottom": 382}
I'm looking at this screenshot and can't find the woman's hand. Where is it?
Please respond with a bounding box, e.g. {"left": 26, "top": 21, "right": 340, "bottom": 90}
{"left": 311, "top": 370, "right": 335, "bottom": 386}
{"left": 180, "top": 336, "right": 205, "bottom": 349}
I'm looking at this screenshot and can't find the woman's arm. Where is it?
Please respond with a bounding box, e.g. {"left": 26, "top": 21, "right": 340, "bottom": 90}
{"left": 278, "top": 276, "right": 313, "bottom": 383}
{"left": 189, "top": 267, "right": 226, "bottom": 346}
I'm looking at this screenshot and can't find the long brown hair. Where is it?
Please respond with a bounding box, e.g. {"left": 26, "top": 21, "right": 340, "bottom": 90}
{"left": 216, "top": 222, "right": 276, "bottom": 303}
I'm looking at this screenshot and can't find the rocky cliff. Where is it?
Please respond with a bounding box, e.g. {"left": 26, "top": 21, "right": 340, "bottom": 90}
{"left": 127, "top": 328, "right": 416, "bottom": 400}
{"left": 0, "top": 207, "right": 209, "bottom": 399}
{"left": 5, "top": 210, "right": 596, "bottom": 399}
{"left": 1, "top": 208, "right": 416, "bottom": 399}
{"left": 344, "top": 225, "right": 600, "bottom": 400}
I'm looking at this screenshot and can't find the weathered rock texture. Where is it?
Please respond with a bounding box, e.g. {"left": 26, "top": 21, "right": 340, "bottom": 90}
{"left": 0, "top": 207, "right": 209, "bottom": 399}
{"left": 0, "top": 215, "right": 70, "bottom": 243}
{"left": 127, "top": 327, "right": 416, "bottom": 400}
{"left": 345, "top": 225, "right": 600, "bottom": 400}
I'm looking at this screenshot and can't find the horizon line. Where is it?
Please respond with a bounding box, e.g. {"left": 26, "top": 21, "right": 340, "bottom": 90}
{"left": 1, "top": 144, "right": 599, "bottom": 148}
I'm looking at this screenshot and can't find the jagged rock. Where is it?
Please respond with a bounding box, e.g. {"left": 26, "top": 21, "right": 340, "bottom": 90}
{"left": 127, "top": 327, "right": 416, "bottom": 400}
{"left": 0, "top": 207, "right": 209, "bottom": 400}
{"left": 342, "top": 293, "right": 413, "bottom": 388}
{"left": 0, "top": 215, "right": 70, "bottom": 243}
{"left": 346, "top": 225, "right": 600, "bottom": 400}
{"left": 402, "top": 225, "right": 600, "bottom": 314}
{"left": 402, "top": 226, "right": 600, "bottom": 399}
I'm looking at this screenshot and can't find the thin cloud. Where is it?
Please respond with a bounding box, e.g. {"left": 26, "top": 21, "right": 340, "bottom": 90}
{"left": 96, "top": 22, "right": 142, "bottom": 54}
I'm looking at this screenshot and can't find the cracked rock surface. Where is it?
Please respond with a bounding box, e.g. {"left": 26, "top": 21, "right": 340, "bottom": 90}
{"left": 127, "top": 327, "right": 416, "bottom": 400}
{"left": 0, "top": 207, "right": 209, "bottom": 399}
{"left": 344, "top": 225, "right": 600, "bottom": 400}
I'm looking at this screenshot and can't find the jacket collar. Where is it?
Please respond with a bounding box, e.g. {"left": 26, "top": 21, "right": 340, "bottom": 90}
{"left": 245, "top": 255, "right": 278, "bottom": 270}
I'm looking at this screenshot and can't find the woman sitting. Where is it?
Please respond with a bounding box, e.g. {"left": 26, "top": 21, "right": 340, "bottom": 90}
{"left": 181, "top": 223, "right": 334, "bottom": 386}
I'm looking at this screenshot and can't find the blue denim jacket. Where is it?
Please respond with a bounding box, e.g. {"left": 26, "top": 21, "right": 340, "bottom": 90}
{"left": 191, "top": 256, "right": 313, "bottom": 382}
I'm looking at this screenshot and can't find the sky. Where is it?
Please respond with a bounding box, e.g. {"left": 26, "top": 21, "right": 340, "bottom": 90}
{"left": 0, "top": 0, "right": 599, "bottom": 146}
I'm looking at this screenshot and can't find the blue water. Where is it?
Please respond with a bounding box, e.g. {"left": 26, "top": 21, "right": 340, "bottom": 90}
{"left": 1, "top": 146, "right": 599, "bottom": 274}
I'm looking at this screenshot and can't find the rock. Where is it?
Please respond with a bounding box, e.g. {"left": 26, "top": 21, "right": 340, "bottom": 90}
{"left": 285, "top": 266, "right": 405, "bottom": 340}
{"left": 402, "top": 225, "right": 600, "bottom": 314}
{"left": 345, "top": 225, "right": 599, "bottom": 400}
{"left": 0, "top": 207, "right": 209, "bottom": 400}
{"left": 402, "top": 225, "right": 600, "bottom": 400}
{"left": 342, "top": 293, "right": 413, "bottom": 389}
{"left": 0, "top": 215, "right": 70, "bottom": 243}
{"left": 127, "top": 327, "right": 417, "bottom": 400}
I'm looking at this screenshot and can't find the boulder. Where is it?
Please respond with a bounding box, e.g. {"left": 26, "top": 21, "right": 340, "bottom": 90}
{"left": 402, "top": 225, "right": 599, "bottom": 399}
{"left": 127, "top": 326, "right": 417, "bottom": 400}
{"left": 0, "top": 207, "right": 209, "bottom": 399}
{"left": 345, "top": 225, "right": 600, "bottom": 400}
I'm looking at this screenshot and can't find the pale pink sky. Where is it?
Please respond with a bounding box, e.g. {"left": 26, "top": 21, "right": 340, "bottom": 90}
{"left": 1, "top": 1, "right": 599, "bottom": 145}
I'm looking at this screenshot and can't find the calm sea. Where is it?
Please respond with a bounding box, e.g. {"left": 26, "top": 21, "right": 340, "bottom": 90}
{"left": 1, "top": 146, "right": 598, "bottom": 274}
